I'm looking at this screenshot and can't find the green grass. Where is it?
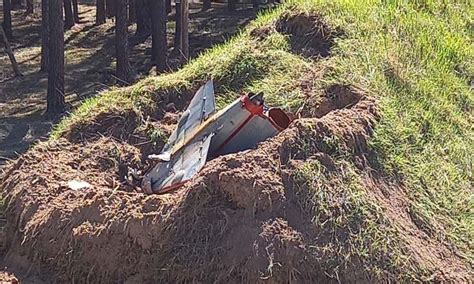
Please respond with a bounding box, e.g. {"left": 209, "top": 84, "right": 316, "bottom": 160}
{"left": 52, "top": 21, "right": 311, "bottom": 138}
{"left": 313, "top": 0, "right": 473, "bottom": 260}
{"left": 294, "top": 159, "right": 428, "bottom": 281}
{"left": 50, "top": 0, "right": 472, "bottom": 279}
{"left": 276, "top": 0, "right": 473, "bottom": 262}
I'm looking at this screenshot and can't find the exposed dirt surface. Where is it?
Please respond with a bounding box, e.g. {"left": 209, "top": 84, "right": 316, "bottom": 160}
{"left": 0, "top": 271, "right": 18, "bottom": 283}
{"left": 0, "top": 0, "right": 260, "bottom": 165}
{"left": 1, "top": 83, "right": 471, "bottom": 282}
{"left": 275, "top": 12, "right": 338, "bottom": 58}
{"left": 362, "top": 177, "right": 472, "bottom": 282}
{"left": 0, "top": 267, "right": 44, "bottom": 283}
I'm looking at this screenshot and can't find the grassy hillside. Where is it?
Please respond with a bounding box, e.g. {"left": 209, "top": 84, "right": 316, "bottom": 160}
{"left": 12, "top": 0, "right": 471, "bottom": 281}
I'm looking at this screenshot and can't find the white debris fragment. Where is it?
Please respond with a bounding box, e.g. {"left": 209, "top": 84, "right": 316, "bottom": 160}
{"left": 67, "top": 180, "right": 92, "bottom": 191}
{"left": 148, "top": 151, "right": 171, "bottom": 162}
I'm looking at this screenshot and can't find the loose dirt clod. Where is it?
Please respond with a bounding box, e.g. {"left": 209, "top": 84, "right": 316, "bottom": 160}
{"left": 0, "top": 271, "right": 18, "bottom": 283}
{"left": 304, "top": 84, "right": 364, "bottom": 118}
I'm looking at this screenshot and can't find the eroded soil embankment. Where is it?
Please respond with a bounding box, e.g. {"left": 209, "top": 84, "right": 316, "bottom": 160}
{"left": 1, "top": 84, "right": 470, "bottom": 282}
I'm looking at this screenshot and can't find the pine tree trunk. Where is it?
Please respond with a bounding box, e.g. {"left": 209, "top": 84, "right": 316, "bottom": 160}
{"left": 202, "top": 0, "right": 211, "bottom": 11}
{"left": 174, "top": 0, "right": 181, "bottom": 50}
{"left": 115, "top": 0, "right": 131, "bottom": 84}
{"left": 25, "top": 0, "right": 33, "bottom": 14}
{"left": 128, "top": 0, "right": 136, "bottom": 23}
{"left": 135, "top": 0, "right": 151, "bottom": 40}
{"left": 252, "top": 0, "right": 259, "bottom": 9}
{"left": 11, "top": 0, "right": 22, "bottom": 10}
{"left": 150, "top": 0, "right": 166, "bottom": 72}
{"left": 165, "top": 0, "right": 171, "bottom": 14}
{"left": 0, "top": 25, "right": 21, "bottom": 76}
{"left": 228, "top": 0, "right": 236, "bottom": 12}
{"left": 72, "top": 0, "right": 79, "bottom": 22}
{"left": 40, "top": 0, "right": 49, "bottom": 71}
{"left": 2, "top": 0, "right": 13, "bottom": 39}
{"left": 46, "top": 0, "right": 66, "bottom": 116}
{"left": 179, "top": 0, "right": 188, "bottom": 63}
{"left": 95, "top": 0, "right": 106, "bottom": 25}
{"left": 105, "top": 0, "right": 115, "bottom": 18}
{"left": 63, "top": 0, "right": 74, "bottom": 29}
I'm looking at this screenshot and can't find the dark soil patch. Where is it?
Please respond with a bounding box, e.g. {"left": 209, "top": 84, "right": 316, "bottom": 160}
{"left": 275, "top": 12, "right": 338, "bottom": 58}
{"left": 313, "top": 84, "right": 363, "bottom": 118}
{"left": 65, "top": 110, "right": 141, "bottom": 143}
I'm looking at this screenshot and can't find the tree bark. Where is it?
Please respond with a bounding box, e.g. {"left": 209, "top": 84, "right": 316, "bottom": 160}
{"left": 63, "top": 0, "right": 74, "bottom": 29}
{"left": 0, "top": 25, "right": 21, "bottom": 76}
{"left": 46, "top": 0, "right": 66, "bottom": 116}
{"left": 40, "top": 0, "right": 49, "bottom": 71}
{"left": 11, "top": 0, "right": 22, "bottom": 10}
{"left": 25, "top": 0, "right": 33, "bottom": 14}
{"left": 150, "top": 0, "right": 166, "bottom": 72}
{"left": 252, "top": 0, "right": 259, "bottom": 9}
{"left": 105, "top": 0, "right": 115, "bottom": 18}
{"left": 228, "top": 0, "right": 236, "bottom": 12}
{"left": 165, "top": 0, "right": 171, "bottom": 14}
{"left": 174, "top": 0, "right": 181, "bottom": 50}
{"left": 128, "top": 0, "right": 136, "bottom": 23}
{"left": 72, "top": 0, "right": 79, "bottom": 22}
{"left": 178, "top": 0, "right": 188, "bottom": 63}
{"left": 95, "top": 0, "right": 106, "bottom": 25}
{"left": 115, "top": 0, "right": 132, "bottom": 84}
{"left": 135, "top": 0, "right": 151, "bottom": 40}
{"left": 2, "top": 0, "right": 13, "bottom": 39}
{"left": 202, "top": 0, "right": 211, "bottom": 11}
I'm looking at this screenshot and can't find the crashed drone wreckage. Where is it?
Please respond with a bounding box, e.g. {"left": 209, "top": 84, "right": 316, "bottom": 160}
{"left": 142, "top": 80, "right": 292, "bottom": 194}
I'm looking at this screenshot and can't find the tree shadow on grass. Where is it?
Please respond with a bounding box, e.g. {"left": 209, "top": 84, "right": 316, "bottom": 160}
{"left": 0, "top": 110, "right": 53, "bottom": 164}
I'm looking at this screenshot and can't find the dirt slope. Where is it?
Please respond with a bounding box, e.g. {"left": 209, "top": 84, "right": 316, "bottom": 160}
{"left": 1, "top": 85, "right": 470, "bottom": 282}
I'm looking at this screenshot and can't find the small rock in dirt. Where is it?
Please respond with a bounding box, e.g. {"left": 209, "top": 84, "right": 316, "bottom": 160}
{"left": 67, "top": 180, "right": 92, "bottom": 191}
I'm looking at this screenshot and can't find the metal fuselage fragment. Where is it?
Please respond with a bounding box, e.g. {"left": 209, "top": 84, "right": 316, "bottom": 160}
{"left": 142, "top": 81, "right": 291, "bottom": 194}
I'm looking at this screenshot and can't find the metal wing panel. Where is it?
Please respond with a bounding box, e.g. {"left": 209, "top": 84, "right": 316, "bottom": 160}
{"left": 188, "top": 80, "right": 215, "bottom": 116}
{"left": 145, "top": 134, "right": 214, "bottom": 193}
{"left": 216, "top": 115, "right": 279, "bottom": 156}
{"left": 179, "top": 133, "right": 214, "bottom": 180}
{"left": 207, "top": 99, "right": 253, "bottom": 156}
{"left": 163, "top": 80, "right": 216, "bottom": 153}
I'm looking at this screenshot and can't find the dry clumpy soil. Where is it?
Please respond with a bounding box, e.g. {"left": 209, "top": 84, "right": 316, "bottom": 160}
{"left": 251, "top": 11, "right": 340, "bottom": 58}
{"left": 0, "top": 84, "right": 471, "bottom": 283}
{"left": 0, "top": 271, "right": 18, "bottom": 283}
